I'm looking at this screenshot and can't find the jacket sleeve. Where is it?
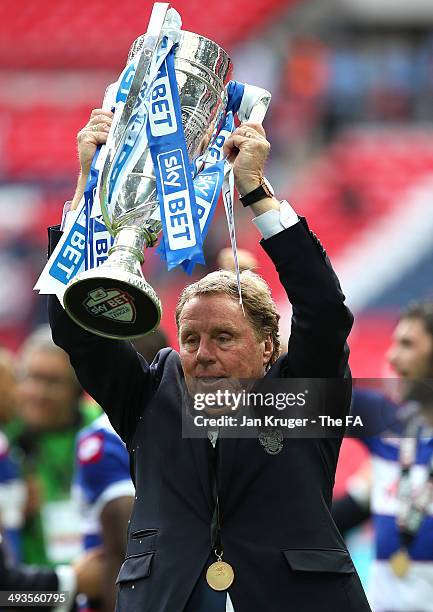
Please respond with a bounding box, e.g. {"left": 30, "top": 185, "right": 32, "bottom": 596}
{"left": 0, "top": 539, "right": 58, "bottom": 591}
{"left": 332, "top": 493, "right": 371, "bottom": 534}
{"left": 47, "top": 227, "right": 157, "bottom": 445}
{"left": 260, "top": 217, "right": 353, "bottom": 378}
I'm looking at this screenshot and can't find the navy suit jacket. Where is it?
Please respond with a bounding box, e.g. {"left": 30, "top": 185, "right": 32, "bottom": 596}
{"left": 48, "top": 218, "right": 371, "bottom": 612}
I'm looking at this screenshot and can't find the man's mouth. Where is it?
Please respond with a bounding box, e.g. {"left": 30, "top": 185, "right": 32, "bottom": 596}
{"left": 194, "top": 377, "right": 228, "bottom": 390}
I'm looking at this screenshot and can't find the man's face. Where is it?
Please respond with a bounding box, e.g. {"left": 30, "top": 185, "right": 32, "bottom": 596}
{"left": 178, "top": 294, "right": 273, "bottom": 393}
{"left": 17, "top": 348, "right": 79, "bottom": 430}
{"left": 387, "top": 317, "right": 433, "bottom": 379}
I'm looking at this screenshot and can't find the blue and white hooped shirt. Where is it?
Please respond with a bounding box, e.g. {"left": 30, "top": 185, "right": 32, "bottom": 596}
{"left": 0, "top": 430, "right": 26, "bottom": 561}
{"left": 352, "top": 389, "right": 433, "bottom": 612}
{"left": 73, "top": 414, "right": 135, "bottom": 552}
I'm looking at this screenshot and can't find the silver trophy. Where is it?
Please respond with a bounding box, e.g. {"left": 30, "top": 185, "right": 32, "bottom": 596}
{"left": 62, "top": 4, "right": 270, "bottom": 340}
{"left": 63, "top": 7, "right": 232, "bottom": 339}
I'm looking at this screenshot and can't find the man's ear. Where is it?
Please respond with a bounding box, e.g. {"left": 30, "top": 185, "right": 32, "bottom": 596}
{"left": 263, "top": 335, "right": 273, "bottom": 367}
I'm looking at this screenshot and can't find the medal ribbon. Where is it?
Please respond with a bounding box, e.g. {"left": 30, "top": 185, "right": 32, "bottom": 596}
{"left": 396, "top": 420, "right": 433, "bottom": 550}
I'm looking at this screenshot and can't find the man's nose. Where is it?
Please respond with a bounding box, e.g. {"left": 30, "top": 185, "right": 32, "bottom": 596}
{"left": 196, "top": 339, "right": 216, "bottom": 365}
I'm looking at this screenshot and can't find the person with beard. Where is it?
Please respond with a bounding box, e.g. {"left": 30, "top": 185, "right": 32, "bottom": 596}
{"left": 333, "top": 301, "right": 433, "bottom": 612}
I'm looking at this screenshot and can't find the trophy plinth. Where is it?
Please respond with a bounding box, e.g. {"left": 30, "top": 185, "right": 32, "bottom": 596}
{"left": 63, "top": 227, "right": 161, "bottom": 339}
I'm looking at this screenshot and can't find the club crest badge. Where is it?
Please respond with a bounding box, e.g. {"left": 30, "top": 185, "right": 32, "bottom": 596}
{"left": 84, "top": 287, "right": 136, "bottom": 323}
{"left": 77, "top": 432, "right": 104, "bottom": 464}
{"left": 258, "top": 428, "right": 284, "bottom": 455}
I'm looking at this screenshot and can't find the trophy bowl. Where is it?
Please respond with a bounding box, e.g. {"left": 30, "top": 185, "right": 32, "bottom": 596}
{"left": 63, "top": 29, "right": 232, "bottom": 340}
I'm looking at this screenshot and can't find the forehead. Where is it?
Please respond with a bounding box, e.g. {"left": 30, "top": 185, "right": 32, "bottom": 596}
{"left": 394, "top": 318, "right": 431, "bottom": 343}
{"left": 179, "top": 294, "right": 252, "bottom": 332}
{"left": 0, "top": 359, "right": 14, "bottom": 380}
{"left": 23, "top": 348, "right": 71, "bottom": 372}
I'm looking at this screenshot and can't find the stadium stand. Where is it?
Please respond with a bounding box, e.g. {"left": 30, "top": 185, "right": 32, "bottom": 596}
{"left": 0, "top": 0, "right": 296, "bottom": 69}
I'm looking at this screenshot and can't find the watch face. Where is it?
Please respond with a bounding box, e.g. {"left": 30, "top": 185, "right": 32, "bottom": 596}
{"left": 263, "top": 178, "right": 275, "bottom": 197}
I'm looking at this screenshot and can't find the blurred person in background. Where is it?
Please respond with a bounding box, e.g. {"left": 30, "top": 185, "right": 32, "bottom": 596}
{"left": 0, "top": 348, "right": 19, "bottom": 436}
{"left": 0, "top": 531, "right": 104, "bottom": 612}
{"left": 13, "top": 325, "right": 99, "bottom": 566}
{"left": 278, "top": 36, "right": 329, "bottom": 147}
{"left": 0, "top": 433, "right": 26, "bottom": 562}
{"left": 132, "top": 328, "right": 169, "bottom": 364}
{"left": 216, "top": 247, "right": 258, "bottom": 273}
{"left": 73, "top": 416, "right": 134, "bottom": 612}
{"left": 333, "top": 301, "right": 433, "bottom": 612}
{"left": 0, "top": 348, "right": 26, "bottom": 561}
{"left": 72, "top": 328, "right": 168, "bottom": 612}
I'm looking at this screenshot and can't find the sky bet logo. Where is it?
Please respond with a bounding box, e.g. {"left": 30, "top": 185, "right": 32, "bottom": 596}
{"left": 195, "top": 172, "right": 219, "bottom": 222}
{"left": 50, "top": 221, "right": 86, "bottom": 284}
{"left": 158, "top": 149, "right": 195, "bottom": 250}
{"left": 149, "top": 62, "right": 177, "bottom": 137}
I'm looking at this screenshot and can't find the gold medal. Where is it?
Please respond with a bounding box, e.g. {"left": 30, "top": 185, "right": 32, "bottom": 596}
{"left": 206, "top": 560, "right": 235, "bottom": 591}
{"left": 390, "top": 549, "right": 411, "bottom": 578}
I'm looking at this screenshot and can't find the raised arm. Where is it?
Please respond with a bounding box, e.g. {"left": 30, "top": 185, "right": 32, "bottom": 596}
{"left": 223, "top": 122, "right": 353, "bottom": 379}
{"left": 48, "top": 286, "right": 154, "bottom": 445}
{"left": 261, "top": 220, "right": 353, "bottom": 378}
{"left": 48, "top": 109, "right": 157, "bottom": 444}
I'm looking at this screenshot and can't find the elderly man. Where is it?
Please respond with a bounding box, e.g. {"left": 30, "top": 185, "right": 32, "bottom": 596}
{"left": 48, "top": 109, "right": 371, "bottom": 612}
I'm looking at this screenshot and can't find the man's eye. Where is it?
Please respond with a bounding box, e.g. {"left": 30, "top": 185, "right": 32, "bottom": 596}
{"left": 217, "top": 335, "right": 231, "bottom": 343}
{"left": 184, "top": 336, "right": 198, "bottom": 346}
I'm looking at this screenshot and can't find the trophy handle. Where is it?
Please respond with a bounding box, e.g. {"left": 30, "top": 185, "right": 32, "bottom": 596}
{"left": 143, "top": 3, "right": 171, "bottom": 50}
{"left": 238, "top": 86, "right": 272, "bottom": 126}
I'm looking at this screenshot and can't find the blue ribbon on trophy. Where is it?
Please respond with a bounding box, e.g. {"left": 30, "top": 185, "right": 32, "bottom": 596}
{"left": 84, "top": 149, "right": 105, "bottom": 270}
{"left": 85, "top": 59, "right": 145, "bottom": 271}
{"left": 180, "top": 108, "right": 236, "bottom": 275}
{"left": 180, "top": 80, "right": 246, "bottom": 275}
{"left": 146, "top": 40, "right": 204, "bottom": 271}
{"left": 33, "top": 59, "right": 138, "bottom": 300}
{"left": 101, "top": 24, "right": 181, "bottom": 223}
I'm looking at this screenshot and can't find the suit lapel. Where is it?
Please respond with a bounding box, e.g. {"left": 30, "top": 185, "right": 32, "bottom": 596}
{"left": 187, "top": 436, "right": 214, "bottom": 512}
{"left": 181, "top": 381, "right": 214, "bottom": 513}
{"left": 217, "top": 434, "right": 240, "bottom": 514}
{"left": 187, "top": 433, "right": 240, "bottom": 516}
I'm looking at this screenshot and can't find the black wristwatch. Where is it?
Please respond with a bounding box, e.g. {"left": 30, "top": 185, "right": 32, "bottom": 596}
{"left": 239, "top": 177, "right": 275, "bottom": 207}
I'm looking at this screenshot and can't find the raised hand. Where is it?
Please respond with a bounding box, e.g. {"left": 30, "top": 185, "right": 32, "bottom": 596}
{"left": 71, "top": 109, "right": 113, "bottom": 210}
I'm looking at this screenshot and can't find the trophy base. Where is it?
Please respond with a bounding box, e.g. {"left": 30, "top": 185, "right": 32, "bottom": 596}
{"left": 63, "top": 267, "right": 162, "bottom": 340}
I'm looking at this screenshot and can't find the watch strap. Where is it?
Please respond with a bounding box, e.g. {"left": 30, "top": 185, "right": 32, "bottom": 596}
{"left": 239, "top": 177, "right": 274, "bottom": 207}
{"left": 240, "top": 184, "right": 269, "bottom": 207}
